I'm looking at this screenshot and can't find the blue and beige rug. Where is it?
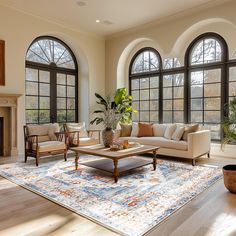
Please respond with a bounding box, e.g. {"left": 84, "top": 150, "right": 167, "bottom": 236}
{"left": 0, "top": 156, "right": 222, "bottom": 236}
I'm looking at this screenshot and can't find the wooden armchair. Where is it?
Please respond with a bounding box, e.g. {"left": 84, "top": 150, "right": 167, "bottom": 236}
{"left": 24, "top": 123, "right": 67, "bottom": 166}
{"left": 64, "top": 122, "right": 101, "bottom": 148}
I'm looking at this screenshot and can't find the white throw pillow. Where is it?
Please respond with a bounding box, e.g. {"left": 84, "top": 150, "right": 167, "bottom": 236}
{"left": 164, "top": 124, "right": 177, "bottom": 139}
{"left": 153, "top": 124, "right": 167, "bottom": 137}
{"left": 172, "top": 126, "right": 185, "bottom": 141}
{"left": 131, "top": 122, "right": 139, "bottom": 137}
{"left": 66, "top": 122, "right": 88, "bottom": 138}
{"left": 48, "top": 123, "right": 60, "bottom": 141}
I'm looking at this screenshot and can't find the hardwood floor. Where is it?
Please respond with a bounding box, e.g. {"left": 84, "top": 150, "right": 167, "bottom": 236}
{"left": 0, "top": 155, "right": 236, "bottom": 236}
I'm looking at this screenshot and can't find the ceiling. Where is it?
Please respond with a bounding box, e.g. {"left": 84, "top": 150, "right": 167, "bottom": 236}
{"left": 0, "top": 0, "right": 224, "bottom": 37}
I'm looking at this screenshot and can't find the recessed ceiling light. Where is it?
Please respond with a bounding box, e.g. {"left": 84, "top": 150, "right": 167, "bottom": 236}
{"left": 76, "top": 1, "right": 87, "bottom": 7}
{"left": 95, "top": 20, "right": 100, "bottom": 23}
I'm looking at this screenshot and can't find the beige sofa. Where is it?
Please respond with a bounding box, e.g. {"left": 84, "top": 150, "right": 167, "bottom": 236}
{"left": 115, "top": 123, "right": 211, "bottom": 165}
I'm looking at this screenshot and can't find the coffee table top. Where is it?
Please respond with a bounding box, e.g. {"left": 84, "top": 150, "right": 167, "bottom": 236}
{"left": 70, "top": 144, "right": 159, "bottom": 159}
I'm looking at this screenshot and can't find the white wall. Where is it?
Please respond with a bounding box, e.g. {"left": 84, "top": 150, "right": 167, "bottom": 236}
{"left": 105, "top": 0, "right": 236, "bottom": 94}
{"left": 0, "top": 5, "right": 105, "bottom": 155}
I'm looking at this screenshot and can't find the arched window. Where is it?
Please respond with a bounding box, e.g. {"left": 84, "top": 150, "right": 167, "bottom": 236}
{"left": 129, "top": 48, "right": 161, "bottom": 123}
{"left": 25, "top": 36, "right": 78, "bottom": 124}
{"left": 186, "top": 33, "right": 228, "bottom": 140}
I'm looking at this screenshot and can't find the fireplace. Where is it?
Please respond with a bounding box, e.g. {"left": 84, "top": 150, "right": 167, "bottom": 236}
{"left": 0, "top": 94, "right": 21, "bottom": 156}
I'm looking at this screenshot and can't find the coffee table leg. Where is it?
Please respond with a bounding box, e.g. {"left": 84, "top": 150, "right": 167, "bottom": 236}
{"left": 153, "top": 150, "right": 157, "bottom": 171}
{"left": 75, "top": 152, "right": 79, "bottom": 170}
{"left": 113, "top": 160, "right": 119, "bottom": 183}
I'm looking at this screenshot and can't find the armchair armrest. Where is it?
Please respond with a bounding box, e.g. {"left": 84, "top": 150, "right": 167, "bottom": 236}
{"left": 87, "top": 130, "right": 101, "bottom": 143}
{"left": 25, "top": 134, "right": 39, "bottom": 150}
{"left": 54, "top": 131, "right": 66, "bottom": 142}
{"left": 188, "top": 130, "right": 211, "bottom": 158}
{"left": 65, "top": 130, "right": 80, "bottom": 147}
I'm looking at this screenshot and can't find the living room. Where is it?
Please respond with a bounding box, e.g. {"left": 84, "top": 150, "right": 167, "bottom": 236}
{"left": 0, "top": 0, "right": 236, "bottom": 235}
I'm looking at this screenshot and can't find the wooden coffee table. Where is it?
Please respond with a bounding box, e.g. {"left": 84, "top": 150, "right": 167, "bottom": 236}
{"left": 70, "top": 144, "right": 159, "bottom": 183}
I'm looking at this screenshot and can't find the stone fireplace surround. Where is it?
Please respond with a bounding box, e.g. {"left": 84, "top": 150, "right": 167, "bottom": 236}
{"left": 0, "top": 94, "right": 21, "bottom": 156}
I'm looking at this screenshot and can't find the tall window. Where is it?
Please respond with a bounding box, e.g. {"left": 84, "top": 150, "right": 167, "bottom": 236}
{"left": 162, "top": 73, "right": 184, "bottom": 123}
{"left": 25, "top": 36, "right": 78, "bottom": 124}
{"left": 129, "top": 48, "right": 160, "bottom": 123}
{"left": 129, "top": 33, "right": 230, "bottom": 141}
{"left": 187, "top": 34, "right": 227, "bottom": 140}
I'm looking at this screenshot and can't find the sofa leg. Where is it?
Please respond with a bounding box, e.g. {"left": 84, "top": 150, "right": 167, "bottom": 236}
{"left": 64, "top": 150, "right": 67, "bottom": 161}
{"left": 25, "top": 154, "right": 27, "bottom": 163}
{"left": 207, "top": 152, "right": 210, "bottom": 158}
{"left": 192, "top": 159, "right": 196, "bottom": 166}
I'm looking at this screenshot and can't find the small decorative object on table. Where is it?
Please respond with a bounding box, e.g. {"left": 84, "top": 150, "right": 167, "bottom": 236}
{"left": 223, "top": 165, "right": 236, "bottom": 193}
{"left": 110, "top": 144, "right": 121, "bottom": 151}
{"left": 123, "top": 140, "right": 129, "bottom": 149}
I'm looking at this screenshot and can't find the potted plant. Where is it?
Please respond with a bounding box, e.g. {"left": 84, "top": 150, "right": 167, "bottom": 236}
{"left": 90, "top": 88, "right": 137, "bottom": 147}
{"left": 221, "top": 96, "right": 236, "bottom": 193}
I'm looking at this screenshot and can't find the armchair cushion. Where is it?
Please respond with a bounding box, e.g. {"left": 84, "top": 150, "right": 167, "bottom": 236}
{"left": 72, "top": 137, "right": 99, "bottom": 146}
{"left": 33, "top": 141, "right": 66, "bottom": 152}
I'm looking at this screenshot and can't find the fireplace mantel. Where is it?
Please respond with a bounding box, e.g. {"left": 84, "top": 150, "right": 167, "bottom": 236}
{"left": 0, "top": 93, "right": 22, "bottom": 107}
{"left": 0, "top": 93, "right": 22, "bottom": 156}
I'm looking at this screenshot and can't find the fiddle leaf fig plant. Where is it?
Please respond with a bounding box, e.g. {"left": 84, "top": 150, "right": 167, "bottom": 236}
{"left": 90, "top": 88, "right": 137, "bottom": 129}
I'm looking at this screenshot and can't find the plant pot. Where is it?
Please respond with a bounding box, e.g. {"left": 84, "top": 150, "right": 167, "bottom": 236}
{"left": 102, "top": 128, "right": 115, "bottom": 147}
{"left": 223, "top": 165, "right": 236, "bottom": 193}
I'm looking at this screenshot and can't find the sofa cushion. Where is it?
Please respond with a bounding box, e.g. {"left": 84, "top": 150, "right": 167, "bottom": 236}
{"left": 138, "top": 123, "right": 153, "bottom": 137}
{"left": 182, "top": 124, "right": 199, "bottom": 141}
{"left": 131, "top": 122, "right": 139, "bottom": 137}
{"left": 120, "top": 123, "right": 132, "bottom": 137}
{"left": 153, "top": 124, "right": 167, "bottom": 137}
{"left": 164, "top": 124, "right": 177, "bottom": 139}
{"left": 118, "top": 136, "right": 187, "bottom": 151}
{"left": 66, "top": 122, "right": 88, "bottom": 138}
{"left": 33, "top": 141, "right": 66, "bottom": 152}
{"left": 172, "top": 126, "right": 185, "bottom": 141}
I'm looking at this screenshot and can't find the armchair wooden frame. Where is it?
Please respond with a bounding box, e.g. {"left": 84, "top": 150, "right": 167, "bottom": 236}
{"left": 24, "top": 125, "right": 67, "bottom": 166}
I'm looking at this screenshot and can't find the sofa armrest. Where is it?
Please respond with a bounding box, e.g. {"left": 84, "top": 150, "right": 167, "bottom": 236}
{"left": 114, "top": 129, "right": 121, "bottom": 140}
{"left": 188, "top": 130, "right": 211, "bottom": 158}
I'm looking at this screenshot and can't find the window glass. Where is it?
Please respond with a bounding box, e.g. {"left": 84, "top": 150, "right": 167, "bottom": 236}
{"left": 25, "top": 37, "right": 77, "bottom": 124}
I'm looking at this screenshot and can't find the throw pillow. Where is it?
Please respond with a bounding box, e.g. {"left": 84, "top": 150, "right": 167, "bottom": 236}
{"left": 120, "top": 123, "right": 132, "bottom": 137}
{"left": 66, "top": 122, "right": 88, "bottom": 138}
{"left": 182, "top": 124, "right": 199, "bottom": 141}
{"left": 153, "top": 124, "right": 167, "bottom": 137}
{"left": 172, "top": 126, "right": 185, "bottom": 141}
{"left": 138, "top": 123, "right": 153, "bottom": 137}
{"left": 131, "top": 122, "right": 139, "bottom": 137}
{"left": 48, "top": 123, "right": 60, "bottom": 141}
{"left": 164, "top": 124, "right": 177, "bottom": 139}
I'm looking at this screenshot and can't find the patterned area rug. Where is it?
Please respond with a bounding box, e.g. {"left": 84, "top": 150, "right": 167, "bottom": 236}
{"left": 0, "top": 156, "right": 222, "bottom": 236}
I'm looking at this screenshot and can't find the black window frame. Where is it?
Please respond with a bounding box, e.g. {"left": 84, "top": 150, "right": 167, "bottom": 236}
{"left": 25, "top": 36, "right": 78, "bottom": 124}
{"left": 129, "top": 33, "right": 232, "bottom": 142}
{"left": 185, "top": 32, "right": 228, "bottom": 141}
{"left": 129, "top": 47, "right": 162, "bottom": 123}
